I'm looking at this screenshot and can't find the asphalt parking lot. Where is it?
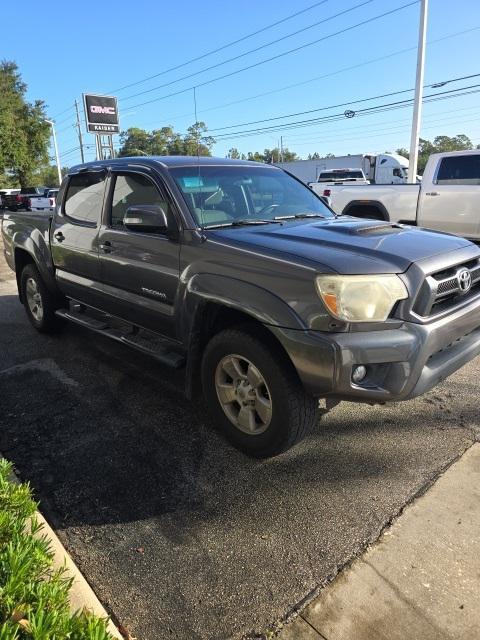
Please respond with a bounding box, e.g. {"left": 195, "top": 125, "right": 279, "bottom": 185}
{"left": 0, "top": 236, "right": 479, "bottom": 639}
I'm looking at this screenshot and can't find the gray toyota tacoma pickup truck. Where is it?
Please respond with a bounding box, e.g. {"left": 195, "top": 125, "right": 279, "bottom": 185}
{"left": 2, "top": 157, "right": 480, "bottom": 457}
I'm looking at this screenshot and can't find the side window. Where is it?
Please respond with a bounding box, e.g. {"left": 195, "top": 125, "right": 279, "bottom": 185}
{"left": 436, "top": 155, "right": 480, "bottom": 185}
{"left": 64, "top": 172, "right": 106, "bottom": 224}
{"left": 110, "top": 173, "right": 169, "bottom": 229}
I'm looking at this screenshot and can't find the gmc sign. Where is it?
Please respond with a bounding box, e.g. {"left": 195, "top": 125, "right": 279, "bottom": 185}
{"left": 83, "top": 94, "right": 119, "bottom": 133}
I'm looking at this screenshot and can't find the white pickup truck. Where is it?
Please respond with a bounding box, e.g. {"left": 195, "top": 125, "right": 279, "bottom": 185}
{"left": 309, "top": 168, "right": 369, "bottom": 188}
{"left": 29, "top": 189, "right": 59, "bottom": 212}
{"left": 323, "top": 150, "right": 480, "bottom": 241}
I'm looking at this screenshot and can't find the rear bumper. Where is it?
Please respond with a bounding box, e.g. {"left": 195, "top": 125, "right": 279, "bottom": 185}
{"left": 273, "top": 295, "right": 480, "bottom": 402}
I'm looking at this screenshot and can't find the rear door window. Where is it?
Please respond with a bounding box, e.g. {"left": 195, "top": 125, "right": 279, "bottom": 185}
{"left": 436, "top": 155, "right": 480, "bottom": 185}
{"left": 64, "top": 172, "right": 106, "bottom": 224}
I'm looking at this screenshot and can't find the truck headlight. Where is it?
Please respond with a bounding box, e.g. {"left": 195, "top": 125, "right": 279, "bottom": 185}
{"left": 315, "top": 274, "right": 408, "bottom": 322}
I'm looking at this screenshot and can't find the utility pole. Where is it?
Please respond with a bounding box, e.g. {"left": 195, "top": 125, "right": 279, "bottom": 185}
{"left": 408, "top": 0, "right": 428, "bottom": 183}
{"left": 280, "top": 136, "right": 284, "bottom": 163}
{"left": 45, "top": 120, "right": 62, "bottom": 186}
{"left": 74, "top": 99, "right": 85, "bottom": 163}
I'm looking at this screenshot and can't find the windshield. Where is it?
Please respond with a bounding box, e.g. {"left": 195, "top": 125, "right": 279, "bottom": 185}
{"left": 169, "top": 165, "right": 334, "bottom": 227}
{"left": 318, "top": 170, "right": 364, "bottom": 181}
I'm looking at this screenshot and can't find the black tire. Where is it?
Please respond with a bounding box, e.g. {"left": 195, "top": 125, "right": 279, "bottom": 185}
{"left": 201, "top": 328, "right": 318, "bottom": 458}
{"left": 21, "top": 263, "right": 63, "bottom": 333}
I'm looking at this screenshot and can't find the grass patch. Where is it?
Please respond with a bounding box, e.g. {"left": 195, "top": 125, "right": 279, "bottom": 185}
{"left": 0, "top": 459, "right": 114, "bottom": 639}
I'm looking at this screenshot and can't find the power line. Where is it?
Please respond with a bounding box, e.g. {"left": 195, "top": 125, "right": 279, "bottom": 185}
{"left": 46, "top": 22, "right": 478, "bottom": 139}
{"left": 193, "top": 26, "right": 480, "bottom": 119}
{"left": 213, "top": 83, "right": 480, "bottom": 139}
{"left": 50, "top": 104, "right": 75, "bottom": 120}
{"left": 288, "top": 116, "right": 480, "bottom": 147}
{"left": 122, "top": 26, "right": 480, "bottom": 135}
{"left": 125, "top": 1, "right": 419, "bottom": 110}
{"left": 284, "top": 104, "right": 480, "bottom": 141}
{"left": 59, "top": 145, "right": 81, "bottom": 158}
{"left": 110, "top": 0, "right": 330, "bottom": 94}
{"left": 207, "top": 73, "right": 480, "bottom": 133}
{"left": 120, "top": 0, "right": 375, "bottom": 103}
{"left": 212, "top": 84, "right": 480, "bottom": 141}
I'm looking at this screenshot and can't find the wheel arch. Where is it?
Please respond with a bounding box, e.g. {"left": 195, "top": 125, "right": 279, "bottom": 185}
{"left": 342, "top": 200, "right": 390, "bottom": 221}
{"left": 14, "top": 244, "right": 60, "bottom": 302}
{"left": 180, "top": 276, "right": 305, "bottom": 398}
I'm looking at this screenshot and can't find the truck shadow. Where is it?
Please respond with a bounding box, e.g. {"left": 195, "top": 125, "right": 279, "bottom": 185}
{"left": 0, "top": 319, "right": 476, "bottom": 537}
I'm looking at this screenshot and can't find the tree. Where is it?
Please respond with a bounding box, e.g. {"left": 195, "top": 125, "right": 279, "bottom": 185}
{"left": 246, "top": 147, "right": 299, "bottom": 163}
{"left": 118, "top": 121, "right": 215, "bottom": 157}
{"left": 0, "top": 61, "right": 51, "bottom": 186}
{"left": 34, "top": 164, "right": 69, "bottom": 187}
{"left": 182, "top": 121, "right": 215, "bottom": 156}
{"left": 396, "top": 134, "right": 474, "bottom": 174}
{"left": 227, "top": 148, "right": 246, "bottom": 160}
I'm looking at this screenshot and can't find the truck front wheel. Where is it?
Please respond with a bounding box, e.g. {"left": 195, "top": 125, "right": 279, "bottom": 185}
{"left": 21, "top": 264, "right": 63, "bottom": 333}
{"left": 201, "top": 328, "right": 318, "bottom": 457}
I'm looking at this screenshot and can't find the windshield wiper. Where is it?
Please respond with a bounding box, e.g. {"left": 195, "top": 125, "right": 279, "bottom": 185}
{"left": 203, "top": 219, "right": 282, "bottom": 229}
{"left": 273, "top": 213, "right": 327, "bottom": 220}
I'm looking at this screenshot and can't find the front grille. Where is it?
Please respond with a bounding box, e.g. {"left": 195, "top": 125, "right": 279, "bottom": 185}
{"left": 413, "top": 258, "right": 480, "bottom": 317}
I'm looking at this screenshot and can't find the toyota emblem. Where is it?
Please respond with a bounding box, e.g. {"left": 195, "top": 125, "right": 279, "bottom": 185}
{"left": 457, "top": 268, "right": 472, "bottom": 293}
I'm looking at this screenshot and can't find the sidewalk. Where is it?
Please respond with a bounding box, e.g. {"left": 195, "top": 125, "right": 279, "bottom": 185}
{"left": 281, "top": 443, "right": 480, "bottom": 640}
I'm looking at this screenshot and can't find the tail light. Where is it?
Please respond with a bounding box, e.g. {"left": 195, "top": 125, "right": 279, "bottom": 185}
{"left": 15, "top": 194, "right": 22, "bottom": 202}
{"left": 323, "top": 189, "right": 331, "bottom": 197}
{"left": 49, "top": 198, "right": 54, "bottom": 206}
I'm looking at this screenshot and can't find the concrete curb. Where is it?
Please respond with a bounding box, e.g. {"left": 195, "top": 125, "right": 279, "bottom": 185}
{"left": 2, "top": 456, "right": 123, "bottom": 639}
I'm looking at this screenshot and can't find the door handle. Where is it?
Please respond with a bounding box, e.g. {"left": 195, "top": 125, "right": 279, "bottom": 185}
{"left": 425, "top": 192, "right": 440, "bottom": 196}
{"left": 100, "top": 240, "right": 113, "bottom": 253}
{"left": 54, "top": 231, "right": 65, "bottom": 241}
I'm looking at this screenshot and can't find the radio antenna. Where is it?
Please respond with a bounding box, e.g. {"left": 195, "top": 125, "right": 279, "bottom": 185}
{"left": 193, "top": 86, "right": 205, "bottom": 230}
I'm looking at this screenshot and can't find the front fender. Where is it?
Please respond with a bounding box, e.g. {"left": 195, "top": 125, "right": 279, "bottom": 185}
{"left": 179, "top": 272, "right": 307, "bottom": 338}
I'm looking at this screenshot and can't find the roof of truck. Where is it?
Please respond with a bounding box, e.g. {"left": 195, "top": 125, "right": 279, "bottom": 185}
{"left": 69, "top": 156, "right": 270, "bottom": 172}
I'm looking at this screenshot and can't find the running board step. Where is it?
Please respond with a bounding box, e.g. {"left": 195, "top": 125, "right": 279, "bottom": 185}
{"left": 55, "top": 309, "right": 185, "bottom": 369}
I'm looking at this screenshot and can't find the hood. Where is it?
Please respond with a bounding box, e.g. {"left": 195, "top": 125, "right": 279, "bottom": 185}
{"left": 208, "top": 217, "right": 473, "bottom": 274}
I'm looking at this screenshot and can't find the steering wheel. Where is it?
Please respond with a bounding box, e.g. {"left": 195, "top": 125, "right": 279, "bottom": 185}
{"left": 257, "top": 203, "right": 280, "bottom": 217}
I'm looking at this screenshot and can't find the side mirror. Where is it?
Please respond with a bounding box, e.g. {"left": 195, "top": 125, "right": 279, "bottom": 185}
{"left": 123, "top": 204, "right": 168, "bottom": 233}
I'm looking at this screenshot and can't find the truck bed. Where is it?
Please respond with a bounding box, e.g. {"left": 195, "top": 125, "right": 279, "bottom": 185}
{"left": 1, "top": 211, "right": 52, "bottom": 273}
{"left": 328, "top": 184, "right": 421, "bottom": 223}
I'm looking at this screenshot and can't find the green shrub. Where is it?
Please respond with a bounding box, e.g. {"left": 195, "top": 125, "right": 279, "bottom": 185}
{"left": 0, "top": 459, "right": 113, "bottom": 639}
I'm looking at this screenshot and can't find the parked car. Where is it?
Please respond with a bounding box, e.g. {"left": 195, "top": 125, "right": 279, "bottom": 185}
{"left": 0, "top": 189, "right": 20, "bottom": 213}
{"left": 2, "top": 157, "right": 480, "bottom": 457}
{"left": 2, "top": 186, "right": 48, "bottom": 212}
{"left": 323, "top": 150, "right": 480, "bottom": 240}
{"left": 29, "top": 189, "right": 59, "bottom": 212}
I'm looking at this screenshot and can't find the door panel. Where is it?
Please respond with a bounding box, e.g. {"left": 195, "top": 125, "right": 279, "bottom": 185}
{"left": 97, "top": 171, "right": 181, "bottom": 337}
{"left": 51, "top": 171, "right": 106, "bottom": 306}
{"left": 418, "top": 154, "right": 480, "bottom": 239}
{"left": 418, "top": 185, "right": 480, "bottom": 239}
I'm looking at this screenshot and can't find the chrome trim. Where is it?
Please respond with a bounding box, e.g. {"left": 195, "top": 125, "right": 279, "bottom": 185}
{"left": 414, "top": 259, "right": 480, "bottom": 317}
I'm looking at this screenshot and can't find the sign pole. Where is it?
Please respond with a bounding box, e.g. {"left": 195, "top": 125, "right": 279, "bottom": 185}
{"left": 408, "top": 0, "right": 428, "bottom": 183}
{"left": 45, "top": 119, "right": 62, "bottom": 185}
{"left": 75, "top": 99, "right": 85, "bottom": 163}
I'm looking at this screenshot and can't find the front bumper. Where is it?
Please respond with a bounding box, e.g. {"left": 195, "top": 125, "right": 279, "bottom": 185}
{"left": 272, "top": 294, "right": 480, "bottom": 402}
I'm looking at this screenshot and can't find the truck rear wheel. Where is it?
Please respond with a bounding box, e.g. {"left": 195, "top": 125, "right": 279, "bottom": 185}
{"left": 201, "top": 328, "right": 318, "bottom": 457}
{"left": 21, "top": 264, "right": 63, "bottom": 333}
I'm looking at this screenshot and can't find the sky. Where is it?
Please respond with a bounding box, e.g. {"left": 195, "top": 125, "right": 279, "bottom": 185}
{"left": 2, "top": 0, "right": 480, "bottom": 165}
